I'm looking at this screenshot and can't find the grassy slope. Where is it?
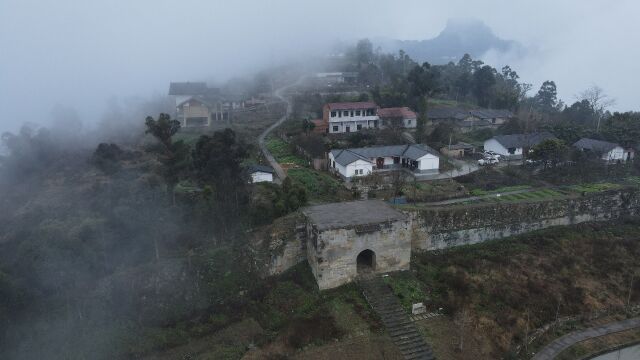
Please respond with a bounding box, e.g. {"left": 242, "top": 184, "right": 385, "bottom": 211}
{"left": 406, "top": 220, "right": 640, "bottom": 358}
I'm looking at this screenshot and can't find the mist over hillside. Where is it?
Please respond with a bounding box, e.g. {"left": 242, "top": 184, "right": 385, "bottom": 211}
{"left": 376, "top": 18, "right": 524, "bottom": 64}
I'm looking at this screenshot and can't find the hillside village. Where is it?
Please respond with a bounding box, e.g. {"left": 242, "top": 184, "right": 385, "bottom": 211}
{"left": 104, "top": 39, "right": 640, "bottom": 358}
{"left": 3, "top": 36, "right": 640, "bottom": 360}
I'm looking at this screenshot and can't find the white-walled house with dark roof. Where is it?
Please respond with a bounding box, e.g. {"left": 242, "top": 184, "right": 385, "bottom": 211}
{"left": 328, "top": 144, "right": 440, "bottom": 179}
{"left": 247, "top": 164, "right": 274, "bottom": 183}
{"left": 484, "top": 132, "right": 556, "bottom": 158}
{"left": 573, "top": 138, "right": 634, "bottom": 162}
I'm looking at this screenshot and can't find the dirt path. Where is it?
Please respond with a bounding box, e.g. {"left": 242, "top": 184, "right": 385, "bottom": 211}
{"left": 257, "top": 76, "right": 305, "bottom": 182}
{"left": 532, "top": 316, "right": 640, "bottom": 360}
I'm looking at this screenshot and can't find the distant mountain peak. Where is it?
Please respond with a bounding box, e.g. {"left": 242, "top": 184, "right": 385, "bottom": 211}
{"left": 376, "top": 18, "right": 523, "bottom": 64}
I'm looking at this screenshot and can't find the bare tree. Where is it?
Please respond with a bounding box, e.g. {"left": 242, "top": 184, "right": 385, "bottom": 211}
{"left": 577, "top": 85, "right": 616, "bottom": 131}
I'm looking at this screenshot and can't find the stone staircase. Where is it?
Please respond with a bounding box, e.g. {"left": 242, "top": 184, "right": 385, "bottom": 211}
{"left": 358, "top": 275, "right": 436, "bottom": 360}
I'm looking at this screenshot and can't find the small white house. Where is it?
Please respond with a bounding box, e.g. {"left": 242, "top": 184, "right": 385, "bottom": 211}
{"left": 573, "top": 138, "right": 632, "bottom": 162}
{"left": 329, "top": 144, "right": 440, "bottom": 179}
{"left": 247, "top": 165, "right": 274, "bottom": 183}
{"left": 484, "top": 132, "right": 556, "bottom": 158}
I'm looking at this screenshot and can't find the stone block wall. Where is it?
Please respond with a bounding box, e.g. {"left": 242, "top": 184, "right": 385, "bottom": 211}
{"left": 411, "top": 189, "right": 640, "bottom": 251}
{"left": 306, "top": 218, "right": 412, "bottom": 290}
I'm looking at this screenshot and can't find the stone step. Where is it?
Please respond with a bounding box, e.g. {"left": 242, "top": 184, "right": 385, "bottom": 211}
{"left": 405, "top": 350, "right": 435, "bottom": 360}
{"left": 394, "top": 333, "right": 423, "bottom": 345}
{"left": 358, "top": 276, "right": 436, "bottom": 360}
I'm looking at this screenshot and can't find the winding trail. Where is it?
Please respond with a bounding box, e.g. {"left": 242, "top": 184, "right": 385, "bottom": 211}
{"left": 532, "top": 316, "right": 640, "bottom": 360}
{"left": 257, "top": 76, "right": 305, "bottom": 182}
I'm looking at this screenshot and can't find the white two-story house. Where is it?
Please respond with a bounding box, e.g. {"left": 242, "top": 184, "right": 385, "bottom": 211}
{"left": 323, "top": 102, "right": 379, "bottom": 134}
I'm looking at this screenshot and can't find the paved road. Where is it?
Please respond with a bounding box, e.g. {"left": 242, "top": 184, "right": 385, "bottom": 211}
{"left": 257, "top": 77, "right": 304, "bottom": 182}
{"left": 532, "top": 316, "right": 640, "bottom": 360}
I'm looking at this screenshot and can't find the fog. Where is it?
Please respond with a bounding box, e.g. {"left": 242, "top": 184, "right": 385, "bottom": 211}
{"left": 1, "top": 0, "right": 638, "bottom": 133}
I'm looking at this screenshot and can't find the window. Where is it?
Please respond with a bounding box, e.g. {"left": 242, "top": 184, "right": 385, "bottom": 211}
{"left": 508, "top": 147, "right": 516, "bottom": 154}
{"left": 343, "top": 111, "right": 349, "bottom": 117}
{"left": 332, "top": 125, "right": 339, "bottom": 132}
{"left": 407, "top": 120, "right": 412, "bottom": 125}
{"left": 350, "top": 111, "right": 354, "bottom": 117}
{"left": 345, "top": 126, "right": 350, "bottom": 133}
{"left": 356, "top": 110, "right": 361, "bottom": 116}
{"left": 338, "top": 111, "right": 342, "bottom": 118}
{"left": 332, "top": 161, "right": 335, "bottom": 168}
{"left": 331, "top": 111, "right": 336, "bottom": 117}
{"left": 360, "top": 169, "right": 364, "bottom": 174}
{"left": 357, "top": 124, "right": 362, "bottom": 130}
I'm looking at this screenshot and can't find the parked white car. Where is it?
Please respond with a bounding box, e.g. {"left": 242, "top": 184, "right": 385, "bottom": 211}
{"left": 478, "top": 158, "right": 499, "bottom": 166}
{"left": 483, "top": 151, "right": 501, "bottom": 160}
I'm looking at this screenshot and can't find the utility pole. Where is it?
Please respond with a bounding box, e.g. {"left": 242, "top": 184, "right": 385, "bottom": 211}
{"left": 628, "top": 274, "right": 635, "bottom": 307}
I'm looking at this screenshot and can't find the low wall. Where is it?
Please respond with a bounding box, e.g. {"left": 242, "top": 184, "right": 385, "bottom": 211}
{"left": 411, "top": 188, "right": 640, "bottom": 251}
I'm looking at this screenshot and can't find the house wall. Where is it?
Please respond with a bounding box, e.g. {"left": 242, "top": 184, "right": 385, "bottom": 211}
{"left": 178, "top": 101, "right": 212, "bottom": 127}
{"left": 251, "top": 172, "right": 273, "bottom": 183}
{"left": 484, "top": 139, "right": 521, "bottom": 156}
{"left": 328, "top": 153, "right": 371, "bottom": 178}
{"left": 441, "top": 148, "right": 464, "bottom": 158}
{"left": 325, "top": 106, "right": 379, "bottom": 134}
{"left": 604, "top": 146, "right": 626, "bottom": 161}
{"left": 329, "top": 120, "right": 375, "bottom": 133}
{"left": 306, "top": 219, "right": 412, "bottom": 290}
{"left": 403, "top": 117, "right": 417, "bottom": 128}
{"left": 344, "top": 160, "right": 373, "bottom": 178}
{"left": 416, "top": 154, "right": 439, "bottom": 171}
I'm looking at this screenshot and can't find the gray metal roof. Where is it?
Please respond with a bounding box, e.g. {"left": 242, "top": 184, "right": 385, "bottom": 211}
{"left": 247, "top": 164, "right": 274, "bottom": 174}
{"left": 303, "top": 200, "right": 407, "bottom": 231}
{"left": 330, "top": 149, "right": 373, "bottom": 166}
{"left": 427, "top": 108, "right": 468, "bottom": 120}
{"left": 491, "top": 132, "right": 556, "bottom": 149}
{"left": 331, "top": 144, "right": 438, "bottom": 166}
{"left": 470, "top": 109, "right": 514, "bottom": 119}
{"left": 573, "top": 138, "right": 620, "bottom": 153}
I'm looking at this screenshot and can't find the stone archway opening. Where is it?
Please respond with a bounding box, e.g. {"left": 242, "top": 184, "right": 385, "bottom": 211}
{"left": 357, "top": 249, "right": 376, "bottom": 274}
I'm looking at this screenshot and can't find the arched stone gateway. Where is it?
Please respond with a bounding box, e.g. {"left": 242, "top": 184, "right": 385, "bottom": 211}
{"left": 357, "top": 249, "right": 376, "bottom": 274}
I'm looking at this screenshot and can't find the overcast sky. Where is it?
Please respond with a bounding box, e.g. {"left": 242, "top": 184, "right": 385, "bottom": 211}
{"left": 0, "top": 0, "right": 638, "bottom": 133}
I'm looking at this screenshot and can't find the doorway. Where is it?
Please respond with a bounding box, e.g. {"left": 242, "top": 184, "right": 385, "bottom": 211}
{"left": 357, "top": 249, "right": 376, "bottom": 274}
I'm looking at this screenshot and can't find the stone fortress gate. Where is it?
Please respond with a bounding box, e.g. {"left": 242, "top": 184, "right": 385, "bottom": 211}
{"left": 303, "top": 200, "right": 412, "bottom": 290}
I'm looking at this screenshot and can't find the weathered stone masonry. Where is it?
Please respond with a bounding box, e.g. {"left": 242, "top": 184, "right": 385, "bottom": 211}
{"left": 303, "top": 201, "right": 412, "bottom": 290}
{"left": 262, "top": 189, "right": 640, "bottom": 289}
{"left": 411, "top": 189, "right": 640, "bottom": 251}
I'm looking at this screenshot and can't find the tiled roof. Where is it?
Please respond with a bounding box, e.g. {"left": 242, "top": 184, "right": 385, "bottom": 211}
{"left": 426, "top": 108, "right": 469, "bottom": 120}
{"left": 325, "top": 102, "right": 378, "bottom": 111}
{"left": 491, "top": 132, "right": 556, "bottom": 149}
{"left": 247, "top": 164, "right": 274, "bottom": 174}
{"left": 378, "top": 107, "right": 417, "bottom": 119}
{"left": 470, "top": 109, "right": 514, "bottom": 119}
{"left": 330, "top": 144, "right": 438, "bottom": 166}
{"left": 573, "top": 138, "right": 620, "bottom": 153}
{"left": 330, "top": 149, "right": 373, "bottom": 166}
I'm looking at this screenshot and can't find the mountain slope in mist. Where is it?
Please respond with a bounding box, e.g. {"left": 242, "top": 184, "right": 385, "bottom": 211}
{"left": 376, "top": 18, "right": 524, "bottom": 64}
